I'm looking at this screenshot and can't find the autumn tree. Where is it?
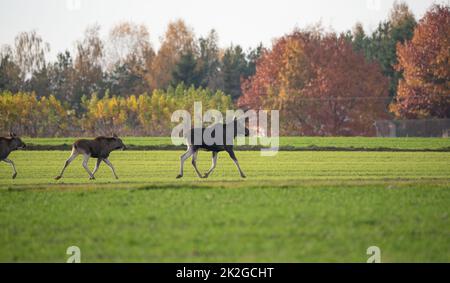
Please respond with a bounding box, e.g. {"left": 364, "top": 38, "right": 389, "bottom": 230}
{"left": 150, "top": 19, "right": 197, "bottom": 90}
{"left": 0, "top": 91, "right": 72, "bottom": 137}
{"left": 0, "top": 31, "right": 52, "bottom": 97}
{"left": 240, "top": 30, "right": 390, "bottom": 136}
{"left": 376, "top": 1, "right": 416, "bottom": 97}
{"left": 80, "top": 83, "right": 233, "bottom": 136}
{"left": 0, "top": 46, "right": 21, "bottom": 92}
{"left": 350, "top": 1, "right": 416, "bottom": 98}
{"left": 390, "top": 4, "right": 450, "bottom": 118}
{"left": 105, "top": 22, "right": 155, "bottom": 95}
{"left": 13, "top": 30, "right": 50, "bottom": 81}
{"left": 73, "top": 24, "right": 105, "bottom": 111}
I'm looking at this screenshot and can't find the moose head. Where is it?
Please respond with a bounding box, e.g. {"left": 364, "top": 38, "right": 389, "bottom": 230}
{"left": 8, "top": 132, "right": 26, "bottom": 150}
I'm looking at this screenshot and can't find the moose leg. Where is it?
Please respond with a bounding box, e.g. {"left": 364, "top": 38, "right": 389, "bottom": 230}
{"left": 176, "top": 147, "right": 194, "bottom": 178}
{"left": 204, "top": 152, "right": 218, "bottom": 178}
{"left": 191, "top": 149, "right": 204, "bottom": 178}
{"left": 3, "top": 158, "right": 17, "bottom": 179}
{"left": 226, "top": 149, "right": 246, "bottom": 178}
{"left": 82, "top": 154, "right": 95, "bottom": 180}
{"left": 55, "top": 148, "right": 79, "bottom": 180}
{"left": 92, "top": 158, "right": 102, "bottom": 177}
{"left": 103, "top": 158, "right": 119, "bottom": 179}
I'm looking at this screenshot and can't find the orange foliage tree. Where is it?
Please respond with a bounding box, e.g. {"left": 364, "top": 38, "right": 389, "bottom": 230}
{"left": 239, "top": 30, "right": 390, "bottom": 136}
{"left": 390, "top": 5, "right": 450, "bottom": 118}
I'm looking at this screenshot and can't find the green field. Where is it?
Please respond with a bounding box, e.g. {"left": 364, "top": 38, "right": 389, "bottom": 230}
{"left": 23, "top": 136, "right": 450, "bottom": 150}
{"left": 0, "top": 148, "right": 449, "bottom": 262}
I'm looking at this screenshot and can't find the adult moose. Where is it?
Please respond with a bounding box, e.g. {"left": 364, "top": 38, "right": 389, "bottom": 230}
{"left": 176, "top": 117, "right": 250, "bottom": 179}
{"left": 55, "top": 134, "right": 126, "bottom": 180}
{"left": 0, "top": 132, "right": 26, "bottom": 179}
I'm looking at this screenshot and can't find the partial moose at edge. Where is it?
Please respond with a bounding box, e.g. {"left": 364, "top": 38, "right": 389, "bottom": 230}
{"left": 0, "top": 132, "right": 26, "bottom": 179}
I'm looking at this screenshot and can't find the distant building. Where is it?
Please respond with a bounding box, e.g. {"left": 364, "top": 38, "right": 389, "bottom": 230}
{"left": 374, "top": 119, "right": 450, "bottom": 137}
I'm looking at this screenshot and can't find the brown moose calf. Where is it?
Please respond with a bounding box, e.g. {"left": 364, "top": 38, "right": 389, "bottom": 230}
{"left": 55, "top": 134, "right": 126, "bottom": 180}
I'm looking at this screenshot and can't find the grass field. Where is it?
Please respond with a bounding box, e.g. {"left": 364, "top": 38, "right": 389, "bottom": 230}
{"left": 23, "top": 136, "right": 450, "bottom": 150}
{"left": 0, "top": 148, "right": 449, "bottom": 262}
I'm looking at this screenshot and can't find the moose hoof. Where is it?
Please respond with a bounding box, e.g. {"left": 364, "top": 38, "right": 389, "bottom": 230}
{"left": 54, "top": 176, "right": 61, "bottom": 180}
{"left": 203, "top": 174, "right": 209, "bottom": 179}
{"left": 89, "top": 176, "right": 96, "bottom": 180}
{"left": 12, "top": 173, "right": 17, "bottom": 179}
{"left": 241, "top": 174, "right": 247, "bottom": 179}
{"left": 176, "top": 174, "right": 183, "bottom": 179}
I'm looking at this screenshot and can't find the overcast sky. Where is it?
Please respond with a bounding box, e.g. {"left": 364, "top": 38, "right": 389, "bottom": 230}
{"left": 0, "top": 0, "right": 445, "bottom": 59}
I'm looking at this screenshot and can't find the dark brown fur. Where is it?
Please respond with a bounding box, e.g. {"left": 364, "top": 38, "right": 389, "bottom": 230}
{"left": 176, "top": 119, "right": 250, "bottom": 179}
{"left": 55, "top": 134, "right": 126, "bottom": 180}
{"left": 0, "top": 132, "right": 26, "bottom": 179}
{"left": 73, "top": 137, "right": 126, "bottom": 158}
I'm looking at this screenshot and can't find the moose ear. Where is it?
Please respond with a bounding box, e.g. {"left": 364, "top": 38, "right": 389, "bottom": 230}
{"left": 9, "top": 132, "right": 16, "bottom": 137}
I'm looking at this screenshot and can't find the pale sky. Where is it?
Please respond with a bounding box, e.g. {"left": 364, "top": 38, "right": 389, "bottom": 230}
{"left": 0, "top": 0, "right": 445, "bottom": 59}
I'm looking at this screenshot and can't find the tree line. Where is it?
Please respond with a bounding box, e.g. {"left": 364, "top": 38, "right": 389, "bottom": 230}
{"left": 0, "top": 20, "right": 259, "bottom": 111}
{"left": 0, "top": 84, "right": 232, "bottom": 137}
{"left": 0, "top": 2, "right": 448, "bottom": 136}
{"left": 239, "top": 3, "right": 448, "bottom": 136}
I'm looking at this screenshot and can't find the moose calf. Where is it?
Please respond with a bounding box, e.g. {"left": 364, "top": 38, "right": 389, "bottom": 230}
{"left": 55, "top": 134, "right": 126, "bottom": 180}
{"left": 0, "top": 132, "right": 26, "bottom": 179}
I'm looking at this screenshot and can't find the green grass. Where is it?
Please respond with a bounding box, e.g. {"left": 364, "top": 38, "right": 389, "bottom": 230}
{"left": 23, "top": 136, "right": 450, "bottom": 150}
{"left": 1, "top": 151, "right": 450, "bottom": 186}
{"left": 0, "top": 150, "right": 449, "bottom": 262}
{"left": 25, "top": 137, "right": 174, "bottom": 147}
{"left": 278, "top": 136, "right": 450, "bottom": 150}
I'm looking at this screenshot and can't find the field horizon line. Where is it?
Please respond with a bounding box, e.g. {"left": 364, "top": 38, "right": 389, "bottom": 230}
{"left": 22, "top": 144, "right": 450, "bottom": 152}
